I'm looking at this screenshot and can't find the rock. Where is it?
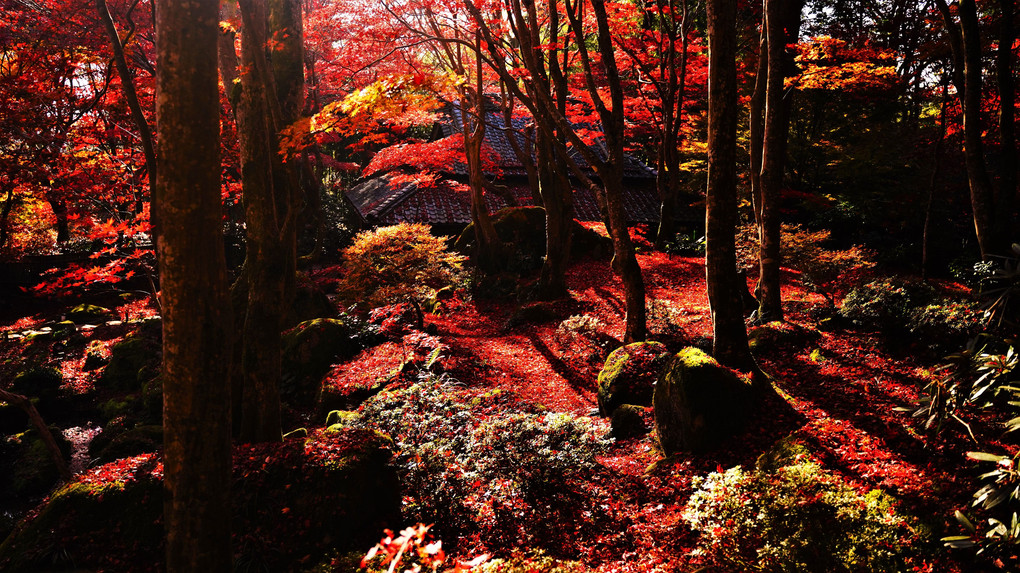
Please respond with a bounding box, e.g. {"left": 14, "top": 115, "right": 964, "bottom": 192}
{"left": 0, "top": 428, "right": 400, "bottom": 573}
{"left": 597, "top": 341, "right": 671, "bottom": 416}
{"left": 11, "top": 367, "right": 63, "bottom": 406}
{"left": 91, "top": 424, "right": 163, "bottom": 464}
{"left": 0, "top": 426, "right": 72, "bottom": 500}
{"left": 746, "top": 321, "right": 820, "bottom": 354}
{"left": 504, "top": 301, "right": 560, "bottom": 330}
{"left": 288, "top": 274, "right": 338, "bottom": 328}
{"left": 98, "top": 319, "right": 162, "bottom": 391}
{"left": 653, "top": 347, "right": 754, "bottom": 455}
{"left": 82, "top": 340, "right": 109, "bottom": 371}
{"left": 610, "top": 404, "right": 649, "bottom": 439}
{"left": 68, "top": 304, "right": 115, "bottom": 325}
{"left": 281, "top": 318, "right": 360, "bottom": 408}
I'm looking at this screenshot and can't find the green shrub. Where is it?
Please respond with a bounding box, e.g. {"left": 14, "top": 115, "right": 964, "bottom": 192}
{"left": 337, "top": 223, "right": 465, "bottom": 311}
{"left": 840, "top": 277, "right": 936, "bottom": 330}
{"left": 357, "top": 376, "right": 612, "bottom": 554}
{"left": 683, "top": 445, "right": 924, "bottom": 572}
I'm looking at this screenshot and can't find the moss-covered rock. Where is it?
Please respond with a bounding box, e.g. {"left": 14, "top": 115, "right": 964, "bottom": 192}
{"left": 504, "top": 301, "right": 561, "bottom": 330}
{"left": 98, "top": 318, "right": 162, "bottom": 391}
{"left": 281, "top": 318, "right": 360, "bottom": 408}
{"left": 747, "top": 321, "right": 820, "bottom": 354}
{"left": 91, "top": 424, "right": 163, "bottom": 464}
{"left": 597, "top": 341, "right": 671, "bottom": 416}
{"left": 610, "top": 404, "right": 649, "bottom": 439}
{"left": 11, "top": 367, "right": 63, "bottom": 405}
{"left": 653, "top": 347, "right": 754, "bottom": 455}
{"left": 456, "top": 206, "right": 612, "bottom": 272}
{"left": 0, "top": 428, "right": 400, "bottom": 573}
{"left": 68, "top": 304, "right": 116, "bottom": 324}
{"left": 82, "top": 339, "right": 110, "bottom": 371}
{"left": 288, "top": 274, "right": 338, "bottom": 328}
{"left": 0, "top": 426, "right": 71, "bottom": 500}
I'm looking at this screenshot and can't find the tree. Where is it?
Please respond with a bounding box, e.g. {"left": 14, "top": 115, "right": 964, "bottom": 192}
{"left": 750, "top": 0, "right": 803, "bottom": 322}
{"left": 466, "top": 0, "right": 648, "bottom": 341}
{"left": 935, "top": 0, "right": 1009, "bottom": 259}
{"left": 234, "top": 0, "right": 288, "bottom": 443}
{"left": 154, "top": 0, "right": 233, "bottom": 569}
{"left": 704, "top": 0, "right": 755, "bottom": 371}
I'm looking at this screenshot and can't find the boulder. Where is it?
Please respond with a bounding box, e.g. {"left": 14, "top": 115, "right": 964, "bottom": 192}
{"left": 287, "top": 274, "right": 338, "bottom": 328}
{"left": 11, "top": 367, "right": 63, "bottom": 407}
{"left": 67, "top": 304, "right": 115, "bottom": 325}
{"left": 98, "top": 318, "right": 162, "bottom": 391}
{"left": 0, "top": 428, "right": 400, "bottom": 573}
{"left": 597, "top": 341, "right": 671, "bottom": 416}
{"left": 456, "top": 206, "right": 613, "bottom": 271}
{"left": 0, "top": 426, "right": 72, "bottom": 500}
{"left": 90, "top": 424, "right": 163, "bottom": 464}
{"left": 653, "top": 347, "right": 754, "bottom": 455}
{"left": 746, "top": 321, "right": 820, "bottom": 354}
{"left": 281, "top": 318, "right": 360, "bottom": 408}
{"left": 610, "top": 404, "right": 649, "bottom": 439}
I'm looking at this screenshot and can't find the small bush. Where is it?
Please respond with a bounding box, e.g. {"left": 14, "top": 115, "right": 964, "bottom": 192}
{"left": 357, "top": 377, "right": 612, "bottom": 555}
{"left": 683, "top": 453, "right": 924, "bottom": 572}
{"left": 337, "top": 223, "right": 465, "bottom": 311}
{"left": 737, "top": 223, "right": 874, "bottom": 303}
{"left": 839, "top": 276, "right": 936, "bottom": 330}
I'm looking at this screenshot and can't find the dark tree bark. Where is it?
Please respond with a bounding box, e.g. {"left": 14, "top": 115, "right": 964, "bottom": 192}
{"left": 154, "top": 0, "right": 233, "bottom": 569}
{"left": 96, "top": 0, "right": 157, "bottom": 214}
{"left": 937, "top": 0, "right": 1001, "bottom": 258}
{"left": 922, "top": 79, "right": 949, "bottom": 280}
{"left": 236, "top": 0, "right": 284, "bottom": 444}
{"left": 705, "top": 0, "right": 756, "bottom": 371}
{"left": 218, "top": 1, "right": 241, "bottom": 115}
{"left": 997, "top": 0, "right": 1017, "bottom": 238}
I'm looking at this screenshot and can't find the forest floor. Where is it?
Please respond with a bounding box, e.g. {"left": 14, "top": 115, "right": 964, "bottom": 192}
{"left": 0, "top": 240, "right": 999, "bottom": 572}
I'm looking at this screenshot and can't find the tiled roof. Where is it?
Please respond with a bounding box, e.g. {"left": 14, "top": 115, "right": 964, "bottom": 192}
{"left": 346, "top": 173, "right": 663, "bottom": 226}
{"left": 439, "top": 102, "right": 657, "bottom": 181}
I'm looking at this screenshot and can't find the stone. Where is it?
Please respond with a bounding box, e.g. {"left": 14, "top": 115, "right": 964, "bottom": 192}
{"left": 98, "top": 318, "right": 162, "bottom": 391}
{"left": 597, "top": 341, "right": 671, "bottom": 416}
{"left": 67, "top": 304, "right": 115, "bottom": 325}
{"left": 653, "top": 347, "right": 754, "bottom": 455}
{"left": 281, "top": 318, "right": 359, "bottom": 408}
{"left": 610, "top": 404, "right": 649, "bottom": 439}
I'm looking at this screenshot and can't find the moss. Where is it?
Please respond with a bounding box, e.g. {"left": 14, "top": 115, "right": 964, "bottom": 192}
{"left": 91, "top": 424, "right": 163, "bottom": 463}
{"left": 11, "top": 367, "right": 63, "bottom": 403}
{"left": 6, "top": 427, "right": 72, "bottom": 498}
{"left": 325, "top": 409, "right": 361, "bottom": 428}
{"left": 2, "top": 427, "right": 400, "bottom": 573}
{"left": 653, "top": 347, "right": 754, "bottom": 455}
{"left": 610, "top": 404, "right": 648, "bottom": 439}
{"left": 99, "top": 322, "right": 161, "bottom": 391}
{"left": 68, "top": 304, "right": 115, "bottom": 324}
{"left": 281, "top": 318, "right": 360, "bottom": 409}
{"left": 755, "top": 436, "right": 812, "bottom": 472}
{"left": 597, "top": 341, "right": 671, "bottom": 416}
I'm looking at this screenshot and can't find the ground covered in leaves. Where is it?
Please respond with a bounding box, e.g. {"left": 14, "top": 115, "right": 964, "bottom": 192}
{"left": 0, "top": 243, "right": 1000, "bottom": 572}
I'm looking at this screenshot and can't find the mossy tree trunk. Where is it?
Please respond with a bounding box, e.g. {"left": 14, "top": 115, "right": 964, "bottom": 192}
{"left": 154, "top": 0, "right": 234, "bottom": 569}
{"left": 705, "top": 0, "right": 756, "bottom": 372}
{"left": 236, "top": 0, "right": 285, "bottom": 443}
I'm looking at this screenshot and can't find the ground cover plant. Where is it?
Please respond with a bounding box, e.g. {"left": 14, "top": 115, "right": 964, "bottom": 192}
{"left": 2, "top": 236, "right": 1015, "bottom": 572}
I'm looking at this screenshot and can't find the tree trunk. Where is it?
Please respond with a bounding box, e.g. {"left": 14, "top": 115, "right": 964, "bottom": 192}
{"left": 655, "top": 0, "right": 690, "bottom": 249}
{"left": 705, "top": 0, "right": 756, "bottom": 372}
{"left": 154, "top": 0, "right": 233, "bottom": 569}
{"left": 997, "top": 0, "right": 1017, "bottom": 239}
{"left": 755, "top": 0, "right": 791, "bottom": 322}
{"left": 922, "top": 81, "right": 949, "bottom": 280}
{"left": 96, "top": 0, "right": 157, "bottom": 217}
{"left": 218, "top": 1, "right": 241, "bottom": 115}
{"left": 958, "top": 0, "right": 999, "bottom": 258}
{"left": 237, "top": 0, "right": 283, "bottom": 444}
{"left": 536, "top": 132, "right": 573, "bottom": 299}
{"left": 748, "top": 26, "right": 767, "bottom": 231}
